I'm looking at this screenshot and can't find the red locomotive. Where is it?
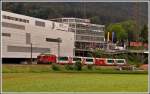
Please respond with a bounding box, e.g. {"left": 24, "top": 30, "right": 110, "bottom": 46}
{"left": 37, "top": 54, "right": 56, "bottom": 64}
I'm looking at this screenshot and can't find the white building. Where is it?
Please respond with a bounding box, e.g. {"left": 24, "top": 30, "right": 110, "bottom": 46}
{"left": 2, "top": 11, "right": 74, "bottom": 63}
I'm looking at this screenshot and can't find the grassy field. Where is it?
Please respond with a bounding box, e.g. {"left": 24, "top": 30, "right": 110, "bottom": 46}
{"left": 2, "top": 64, "right": 148, "bottom": 92}
{"left": 3, "top": 73, "right": 148, "bottom": 92}
{"left": 2, "top": 64, "right": 148, "bottom": 74}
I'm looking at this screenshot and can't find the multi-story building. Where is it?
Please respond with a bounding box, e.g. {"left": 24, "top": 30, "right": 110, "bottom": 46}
{"left": 51, "top": 18, "right": 105, "bottom": 56}
{"left": 2, "top": 11, "right": 74, "bottom": 63}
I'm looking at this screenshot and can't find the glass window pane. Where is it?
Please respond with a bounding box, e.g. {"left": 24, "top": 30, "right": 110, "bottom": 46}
{"left": 73, "top": 58, "right": 81, "bottom": 61}
{"left": 58, "top": 57, "right": 68, "bottom": 61}
{"left": 107, "top": 60, "right": 114, "bottom": 63}
{"left": 86, "top": 59, "right": 93, "bottom": 62}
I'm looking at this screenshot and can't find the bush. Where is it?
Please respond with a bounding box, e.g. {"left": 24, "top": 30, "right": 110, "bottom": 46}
{"left": 51, "top": 63, "right": 60, "bottom": 71}
{"left": 135, "top": 63, "right": 142, "bottom": 68}
{"left": 65, "top": 64, "right": 74, "bottom": 70}
{"left": 74, "top": 61, "right": 82, "bottom": 71}
{"left": 87, "top": 65, "right": 93, "bottom": 70}
{"left": 48, "top": 62, "right": 52, "bottom": 64}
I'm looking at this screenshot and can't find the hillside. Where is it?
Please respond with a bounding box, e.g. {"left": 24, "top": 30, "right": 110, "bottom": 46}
{"left": 2, "top": 2, "right": 148, "bottom": 26}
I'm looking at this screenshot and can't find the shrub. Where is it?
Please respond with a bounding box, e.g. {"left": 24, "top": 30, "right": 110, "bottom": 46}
{"left": 65, "top": 64, "right": 74, "bottom": 70}
{"left": 87, "top": 65, "right": 93, "bottom": 70}
{"left": 74, "top": 61, "right": 82, "bottom": 71}
{"left": 48, "top": 62, "right": 52, "bottom": 64}
{"left": 51, "top": 63, "right": 60, "bottom": 71}
{"left": 135, "top": 63, "right": 142, "bottom": 68}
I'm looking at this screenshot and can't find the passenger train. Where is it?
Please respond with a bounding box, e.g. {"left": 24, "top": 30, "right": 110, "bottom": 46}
{"left": 37, "top": 54, "right": 126, "bottom": 66}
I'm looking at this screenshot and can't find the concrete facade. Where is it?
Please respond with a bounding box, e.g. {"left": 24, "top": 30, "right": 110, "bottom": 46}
{"left": 2, "top": 11, "right": 74, "bottom": 59}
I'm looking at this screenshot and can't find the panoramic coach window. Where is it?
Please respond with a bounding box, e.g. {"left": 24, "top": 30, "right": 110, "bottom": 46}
{"left": 2, "top": 22, "right": 25, "bottom": 30}
{"left": 2, "top": 33, "right": 11, "bottom": 37}
{"left": 35, "top": 21, "right": 45, "bottom": 27}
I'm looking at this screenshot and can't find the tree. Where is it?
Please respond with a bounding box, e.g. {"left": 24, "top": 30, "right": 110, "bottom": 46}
{"left": 140, "top": 25, "right": 148, "bottom": 43}
{"left": 106, "top": 23, "right": 127, "bottom": 44}
{"left": 121, "top": 20, "right": 137, "bottom": 42}
{"left": 74, "top": 61, "right": 82, "bottom": 71}
{"left": 91, "top": 49, "right": 105, "bottom": 58}
{"left": 90, "top": 16, "right": 101, "bottom": 24}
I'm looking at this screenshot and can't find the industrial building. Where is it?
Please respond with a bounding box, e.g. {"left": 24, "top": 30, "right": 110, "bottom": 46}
{"left": 51, "top": 18, "right": 105, "bottom": 56}
{"left": 2, "top": 11, "right": 74, "bottom": 63}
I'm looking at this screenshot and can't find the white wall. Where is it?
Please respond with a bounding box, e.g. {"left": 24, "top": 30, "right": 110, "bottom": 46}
{"left": 2, "top": 11, "right": 74, "bottom": 58}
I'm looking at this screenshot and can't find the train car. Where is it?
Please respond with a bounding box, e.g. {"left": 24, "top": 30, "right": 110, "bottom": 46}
{"left": 37, "top": 54, "right": 127, "bottom": 66}
{"left": 37, "top": 54, "right": 56, "bottom": 64}
{"left": 84, "top": 57, "right": 94, "bottom": 65}
{"left": 94, "top": 58, "right": 106, "bottom": 66}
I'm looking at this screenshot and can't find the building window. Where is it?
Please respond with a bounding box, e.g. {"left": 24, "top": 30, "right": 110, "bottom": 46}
{"left": 26, "top": 20, "right": 29, "bottom": 23}
{"left": 2, "top": 22, "right": 25, "bottom": 30}
{"left": 2, "top": 15, "right": 7, "bottom": 19}
{"left": 69, "top": 24, "right": 76, "bottom": 28}
{"left": 59, "top": 23, "right": 63, "bottom": 27}
{"left": 46, "top": 38, "right": 62, "bottom": 42}
{"left": 52, "top": 22, "right": 55, "bottom": 29}
{"left": 2, "top": 33, "right": 11, "bottom": 37}
{"left": 35, "top": 21, "right": 45, "bottom": 27}
{"left": 69, "top": 28, "right": 75, "bottom": 32}
{"left": 15, "top": 18, "right": 19, "bottom": 21}
{"left": 2, "top": 15, "right": 29, "bottom": 23}
{"left": 62, "top": 19, "right": 68, "bottom": 22}
{"left": 7, "top": 46, "right": 50, "bottom": 53}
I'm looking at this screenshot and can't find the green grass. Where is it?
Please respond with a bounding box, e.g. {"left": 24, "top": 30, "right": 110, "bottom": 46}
{"left": 2, "top": 64, "right": 148, "bottom": 74}
{"left": 2, "top": 64, "right": 148, "bottom": 92}
{"left": 3, "top": 73, "right": 148, "bottom": 92}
